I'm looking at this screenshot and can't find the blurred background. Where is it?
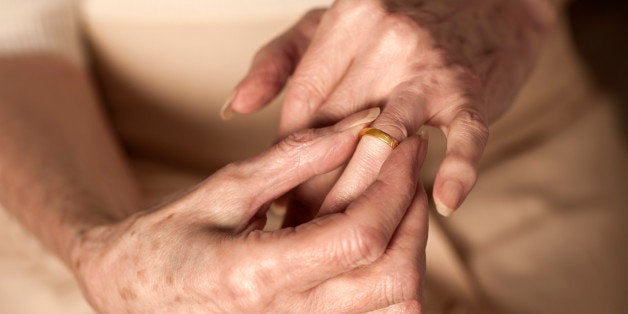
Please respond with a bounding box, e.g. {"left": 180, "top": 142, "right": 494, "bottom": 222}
{"left": 569, "top": 0, "right": 627, "bottom": 137}
{"left": 0, "top": 0, "right": 625, "bottom": 313}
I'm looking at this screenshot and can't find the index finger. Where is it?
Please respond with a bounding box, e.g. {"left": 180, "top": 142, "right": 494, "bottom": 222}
{"left": 278, "top": 2, "right": 384, "bottom": 136}
{"left": 195, "top": 108, "right": 380, "bottom": 229}
{"left": 255, "top": 135, "right": 428, "bottom": 291}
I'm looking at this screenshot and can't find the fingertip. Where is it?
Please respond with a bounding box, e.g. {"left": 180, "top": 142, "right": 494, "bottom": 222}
{"left": 434, "top": 198, "right": 454, "bottom": 217}
{"left": 434, "top": 180, "right": 464, "bottom": 217}
{"left": 417, "top": 128, "right": 429, "bottom": 162}
{"left": 220, "top": 92, "right": 237, "bottom": 120}
{"left": 227, "top": 59, "right": 290, "bottom": 118}
{"left": 225, "top": 82, "right": 275, "bottom": 117}
{"left": 418, "top": 127, "right": 429, "bottom": 141}
{"left": 335, "top": 107, "right": 380, "bottom": 132}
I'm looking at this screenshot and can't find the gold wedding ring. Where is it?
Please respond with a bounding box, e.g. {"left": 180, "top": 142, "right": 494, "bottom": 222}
{"left": 359, "top": 127, "right": 399, "bottom": 149}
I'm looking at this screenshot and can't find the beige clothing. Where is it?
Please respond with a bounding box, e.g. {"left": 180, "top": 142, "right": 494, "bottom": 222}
{"left": 0, "top": 1, "right": 626, "bottom": 313}
{"left": 0, "top": 0, "right": 85, "bottom": 66}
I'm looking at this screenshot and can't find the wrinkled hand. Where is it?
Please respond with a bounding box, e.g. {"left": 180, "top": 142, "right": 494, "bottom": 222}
{"left": 225, "top": 0, "right": 552, "bottom": 217}
{"left": 70, "top": 109, "right": 429, "bottom": 313}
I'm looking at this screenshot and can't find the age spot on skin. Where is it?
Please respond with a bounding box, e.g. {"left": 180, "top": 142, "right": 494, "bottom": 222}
{"left": 166, "top": 275, "right": 174, "bottom": 286}
{"left": 73, "top": 259, "right": 81, "bottom": 270}
{"left": 136, "top": 270, "right": 147, "bottom": 283}
{"left": 151, "top": 240, "right": 161, "bottom": 251}
{"left": 119, "top": 287, "right": 137, "bottom": 301}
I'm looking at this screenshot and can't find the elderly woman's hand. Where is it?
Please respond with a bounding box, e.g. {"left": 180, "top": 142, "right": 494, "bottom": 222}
{"left": 224, "top": 0, "right": 554, "bottom": 217}
{"left": 69, "top": 109, "right": 429, "bottom": 313}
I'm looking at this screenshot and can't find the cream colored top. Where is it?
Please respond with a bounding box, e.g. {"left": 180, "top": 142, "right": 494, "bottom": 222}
{"left": 0, "top": 0, "right": 331, "bottom": 67}
{"left": 0, "top": 0, "right": 85, "bottom": 65}
{"left": 0, "top": 0, "right": 335, "bottom": 167}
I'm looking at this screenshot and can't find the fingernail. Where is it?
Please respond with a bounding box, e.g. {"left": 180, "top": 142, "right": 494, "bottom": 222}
{"left": 435, "top": 180, "right": 463, "bottom": 217}
{"left": 417, "top": 127, "right": 429, "bottom": 157}
{"left": 220, "top": 91, "right": 237, "bottom": 120}
{"left": 435, "top": 199, "right": 454, "bottom": 217}
{"left": 337, "top": 107, "right": 381, "bottom": 131}
{"left": 418, "top": 127, "right": 429, "bottom": 140}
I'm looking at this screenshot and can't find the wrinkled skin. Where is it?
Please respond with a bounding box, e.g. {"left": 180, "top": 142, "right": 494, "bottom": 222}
{"left": 71, "top": 110, "right": 430, "bottom": 313}
{"left": 225, "top": 0, "right": 554, "bottom": 219}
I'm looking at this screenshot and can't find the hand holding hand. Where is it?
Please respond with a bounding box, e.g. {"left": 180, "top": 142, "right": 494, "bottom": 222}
{"left": 225, "top": 0, "right": 553, "bottom": 216}
{"left": 71, "top": 109, "right": 429, "bottom": 312}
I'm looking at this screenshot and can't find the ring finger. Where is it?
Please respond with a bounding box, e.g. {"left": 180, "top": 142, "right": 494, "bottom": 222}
{"left": 318, "top": 82, "right": 429, "bottom": 215}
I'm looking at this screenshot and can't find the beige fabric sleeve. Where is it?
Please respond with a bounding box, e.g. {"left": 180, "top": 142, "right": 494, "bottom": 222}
{"left": 0, "top": 0, "right": 85, "bottom": 66}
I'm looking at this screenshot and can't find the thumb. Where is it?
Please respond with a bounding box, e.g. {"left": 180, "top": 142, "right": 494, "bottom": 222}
{"left": 197, "top": 107, "right": 380, "bottom": 229}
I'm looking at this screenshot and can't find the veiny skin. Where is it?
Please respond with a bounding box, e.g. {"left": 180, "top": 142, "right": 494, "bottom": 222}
{"left": 226, "top": 0, "right": 565, "bottom": 219}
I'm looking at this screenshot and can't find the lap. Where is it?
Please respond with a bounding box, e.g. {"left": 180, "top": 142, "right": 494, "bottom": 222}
{"left": 425, "top": 98, "right": 628, "bottom": 313}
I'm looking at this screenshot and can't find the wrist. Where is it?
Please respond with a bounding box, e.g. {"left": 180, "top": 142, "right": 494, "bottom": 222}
{"left": 59, "top": 210, "right": 120, "bottom": 272}
{"left": 64, "top": 213, "right": 144, "bottom": 311}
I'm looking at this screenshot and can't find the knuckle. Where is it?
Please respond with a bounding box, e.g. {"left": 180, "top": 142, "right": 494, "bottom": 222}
{"left": 390, "top": 85, "right": 422, "bottom": 105}
{"left": 311, "top": 106, "right": 343, "bottom": 128}
{"left": 373, "top": 16, "right": 422, "bottom": 57}
{"left": 278, "top": 129, "right": 317, "bottom": 153}
{"left": 216, "top": 162, "right": 249, "bottom": 183}
{"left": 284, "top": 79, "right": 325, "bottom": 111}
{"left": 340, "top": 223, "right": 388, "bottom": 266}
{"left": 272, "top": 130, "right": 319, "bottom": 175}
{"left": 222, "top": 261, "right": 272, "bottom": 309}
{"left": 382, "top": 13, "right": 420, "bottom": 38}
{"left": 206, "top": 162, "right": 251, "bottom": 201}
{"left": 373, "top": 113, "right": 409, "bottom": 141}
{"left": 381, "top": 270, "right": 421, "bottom": 306}
{"left": 331, "top": 0, "right": 385, "bottom": 22}
{"left": 455, "top": 108, "right": 489, "bottom": 145}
